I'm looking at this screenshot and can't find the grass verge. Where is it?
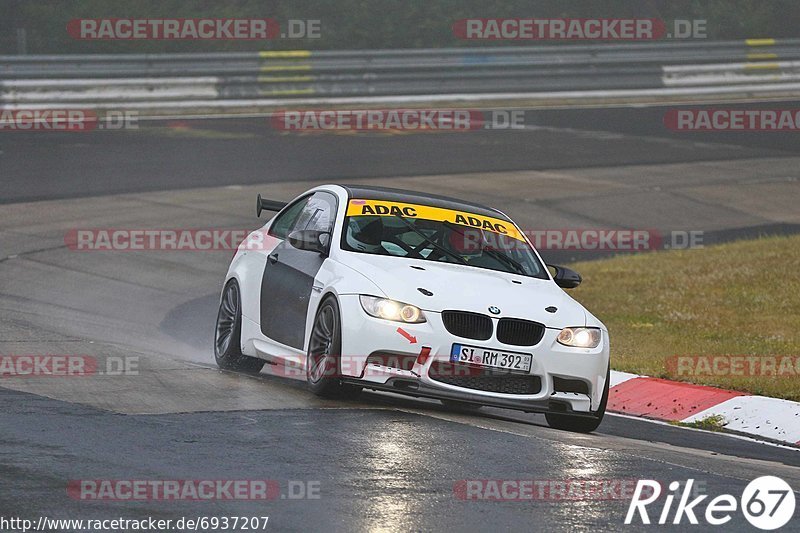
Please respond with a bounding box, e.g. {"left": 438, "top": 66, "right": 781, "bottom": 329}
{"left": 569, "top": 235, "right": 800, "bottom": 401}
{"left": 669, "top": 415, "right": 728, "bottom": 432}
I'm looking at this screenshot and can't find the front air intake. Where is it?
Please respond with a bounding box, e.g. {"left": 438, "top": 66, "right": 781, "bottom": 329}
{"left": 441, "top": 311, "right": 492, "bottom": 341}
{"left": 496, "top": 318, "right": 545, "bottom": 346}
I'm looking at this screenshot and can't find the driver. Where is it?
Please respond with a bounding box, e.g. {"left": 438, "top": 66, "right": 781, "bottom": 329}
{"left": 345, "top": 217, "right": 387, "bottom": 254}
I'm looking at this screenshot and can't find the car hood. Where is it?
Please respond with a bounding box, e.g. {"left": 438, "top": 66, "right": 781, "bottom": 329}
{"left": 335, "top": 253, "right": 587, "bottom": 328}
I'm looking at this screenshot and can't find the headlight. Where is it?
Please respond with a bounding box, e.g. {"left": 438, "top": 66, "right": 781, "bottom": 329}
{"left": 359, "top": 295, "right": 426, "bottom": 323}
{"left": 557, "top": 327, "right": 601, "bottom": 348}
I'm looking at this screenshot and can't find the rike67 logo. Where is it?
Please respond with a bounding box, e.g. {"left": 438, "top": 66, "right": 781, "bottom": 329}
{"left": 626, "top": 477, "right": 795, "bottom": 530}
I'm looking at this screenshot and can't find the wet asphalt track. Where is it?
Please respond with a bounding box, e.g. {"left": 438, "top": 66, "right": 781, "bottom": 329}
{"left": 3, "top": 387, "right": 800, "bottom": 532}
{"left": 1, "top": 102, "right": 799, "bottom": 531}
{"left": 2, "top": 102, "right": 800, "bottom": 205}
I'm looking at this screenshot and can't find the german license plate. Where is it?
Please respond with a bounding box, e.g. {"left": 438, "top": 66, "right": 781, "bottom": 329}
{"left": 450, "top": 343, "right": 532, "bottom": 372}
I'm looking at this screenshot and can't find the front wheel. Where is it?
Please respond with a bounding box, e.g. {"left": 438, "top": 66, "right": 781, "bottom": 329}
{"left": 306, "top": 296, "right": 361, "bottom": 399}
{"left": 545, "top": 367, "right": 609, "bottom": 433}
{"left": 214, "top": 280, "right": 265, "bottom": 374}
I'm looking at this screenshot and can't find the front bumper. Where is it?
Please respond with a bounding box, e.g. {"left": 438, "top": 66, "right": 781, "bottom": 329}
{"left": 342, "top": 375, "right": 598, "bottom": 417}
{"left": 337, "top": 294, "right": 609, "bottom": 414}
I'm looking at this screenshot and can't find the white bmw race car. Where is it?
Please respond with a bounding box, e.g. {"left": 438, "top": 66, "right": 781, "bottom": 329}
{"left": 215, "top": 185, "right": 610, "bottom": 432}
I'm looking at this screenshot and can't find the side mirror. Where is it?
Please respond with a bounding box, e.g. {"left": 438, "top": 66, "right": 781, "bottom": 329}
{"left": 288, "top": 230, "right": 330, "bottom": 255}
{"left": 548, "top": 264, "right": 582, "bottom": 289}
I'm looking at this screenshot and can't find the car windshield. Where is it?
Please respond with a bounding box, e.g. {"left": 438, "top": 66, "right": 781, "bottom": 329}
{"left": 341, "top": 199, "right": 548, "bottom": 279}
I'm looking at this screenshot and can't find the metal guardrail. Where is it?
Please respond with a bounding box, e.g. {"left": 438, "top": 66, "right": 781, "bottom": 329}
{"left": 1, "top": 39, "right": 799, "bottom": 111}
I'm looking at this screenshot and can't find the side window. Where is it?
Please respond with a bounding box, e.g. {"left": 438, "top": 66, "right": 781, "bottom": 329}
{"left": 268, "top": 197, "right": 310, "bottom": 239}
{"left": 293, "top": 192, "right": 337, "bottom": 233}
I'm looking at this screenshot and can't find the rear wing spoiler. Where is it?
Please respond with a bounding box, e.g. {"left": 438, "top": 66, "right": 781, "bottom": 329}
{"left": 256, "top": 194, "right": 288, "bottom": 218}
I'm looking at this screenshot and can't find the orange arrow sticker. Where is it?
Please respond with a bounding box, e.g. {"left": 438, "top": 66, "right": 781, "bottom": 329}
{"left": 396, "top": 327, "right": 417, "bottom": 344}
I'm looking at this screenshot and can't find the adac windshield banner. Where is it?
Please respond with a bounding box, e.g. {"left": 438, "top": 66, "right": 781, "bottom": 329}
{"left": 346, "top": 199, "right": 525, "bottom": 242}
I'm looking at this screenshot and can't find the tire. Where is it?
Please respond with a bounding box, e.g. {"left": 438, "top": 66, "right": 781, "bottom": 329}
{"left": 545, "top": 366, "right": 609, "bottom": 433}
{"left": 306, "top": 296, "right": 361, "bottom": 399}
{"left": 440, "top": 399, "right": 482, "bottom": 411}
{"left": 214, "top": 279, "right": 265, "bottom": 374}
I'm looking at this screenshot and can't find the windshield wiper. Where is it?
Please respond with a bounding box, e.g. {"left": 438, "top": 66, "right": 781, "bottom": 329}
{"left": 482, "top": 247, "right": 527, "bottom": 275}
{"left": 392, "top": 215, "right": 469, "bottom": 266}
{"left": 443, "top": 221, "right": 527, "bottom": 275}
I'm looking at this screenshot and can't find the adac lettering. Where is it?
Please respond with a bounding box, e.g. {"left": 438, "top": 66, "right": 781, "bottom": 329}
{"left": 454, "top": 213, "right": 508, "bottom": 234}
{"left": 361, "top": 204, "right": 417, "bottom": 217}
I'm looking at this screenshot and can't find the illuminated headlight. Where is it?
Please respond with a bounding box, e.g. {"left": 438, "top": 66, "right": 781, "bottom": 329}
{"left": 359, "top": 295, "right": 426, "bottom": 323}
{"left": 557, "top": 327, "right": 601, "bottom": 348}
